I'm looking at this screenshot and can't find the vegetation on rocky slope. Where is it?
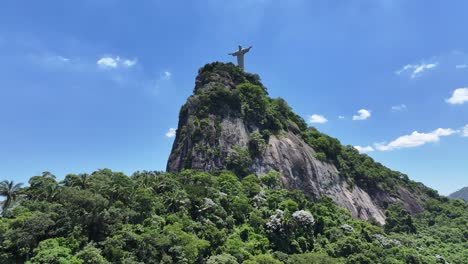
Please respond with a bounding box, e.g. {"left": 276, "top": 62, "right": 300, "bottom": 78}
{"left": 178, "top": 63, "right": 434, "bottom": 198}
{"left": 1, "top": 170, "right": 467, "bottom": 263}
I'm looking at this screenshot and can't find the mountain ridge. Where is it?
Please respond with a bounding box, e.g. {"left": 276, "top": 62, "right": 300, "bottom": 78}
{"left": 449, "top": 186, "right": 468, "bottom": 201}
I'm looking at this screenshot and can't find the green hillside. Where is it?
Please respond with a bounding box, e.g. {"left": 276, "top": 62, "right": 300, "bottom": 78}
{"left": 0, "top": 169, "right": 466, "bottom": 263}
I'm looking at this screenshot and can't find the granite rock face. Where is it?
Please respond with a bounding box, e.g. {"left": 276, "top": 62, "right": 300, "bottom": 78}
{"left": 167, "top": 62, "right": 424, "bottom": 224}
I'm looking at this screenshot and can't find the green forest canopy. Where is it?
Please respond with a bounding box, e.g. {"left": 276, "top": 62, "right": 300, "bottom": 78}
{"left": 0, "top": 169, "right": 466, "bottom": 263}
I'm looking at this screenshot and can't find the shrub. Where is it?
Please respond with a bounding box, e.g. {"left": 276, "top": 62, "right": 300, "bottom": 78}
{"left": 249, "top": 131, "right": 267, "bottom": 156}
{"left": 227, "top": 145, "right": 252, "bottom": 178}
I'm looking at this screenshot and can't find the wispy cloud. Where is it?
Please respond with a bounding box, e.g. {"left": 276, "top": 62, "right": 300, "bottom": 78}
{"left": 354, "top": 145, "right": 374, "bottom": 153}
{"left": 48, "top": 55, "right": 69, "bottom": 63}
{"left": 122, "top": 59, "right": 137, "bottom": 67}
{"left": 165, "top": 128, "right": 176, "bottom": 138}
{"left": 396, "top": 62, "right": 438, "bottom": 78}
{"left": 163, "top": 71, "right": 171, "bottom": 80}
{"left": 455, "top": 64, "right": 467, "bottom": 69}
{"left": 97, "top": 56, "right": 137, "bottom": 69}
{"left": 462, "top": 125, "right": 468, "bottom": 137}
{"left": 352, "top": 109, "right": 371, "bottom": 121}
{"left": 309, "top": 114, "right": 328, "bottom": 124}
{"left": 338, "top": 115, "right": 345, "bottom": 120}
{"left": 31, "top": 54, "right": 72, "bottom": 68}
{"left": 151, "top": 70, "right": 173, "bottom": 95}
{"left": 446, "top": 88, "right": 468, "bottom": 105}
{"left": 374, "top": 128, "right": 456, "bottom": 151}
{"left": 391, "top": 104, "right": 407, "bottom": 112}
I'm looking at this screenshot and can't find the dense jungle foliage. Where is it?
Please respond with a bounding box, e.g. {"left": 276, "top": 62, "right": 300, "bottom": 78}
{"left": 0, "top": 169, "right": 466, "bottom": 263}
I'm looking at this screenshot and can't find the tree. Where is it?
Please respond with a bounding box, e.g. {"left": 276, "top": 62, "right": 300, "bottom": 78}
{"left": 260, "top": 171, "right": 282, "bottom": 190}
{"left": 75, "top": 243, "right": 110, "bottom": 264}
{"left": 384, "top": 204, "right": 417, "bottom": 234}
{"left": 163, "top": 189, "right": 190, "bottom": 214}
{"left": 0, "top": 180, "right": 23, "bottom": 216}
{"left": 27, "top": 174, "right": 58, "bottom": 201}
{"left": 206, "top": 253, "right": 239, "bottom": 264}
{"left": 3, "top": 211, "right": 56, "bottom": 261}
{"left": 57, "top": 187, "right": 109, "bottom": 242}
{"left": 248, "top": 131, "right": 266, "bottom": 156}
{"left": 227, "top": 145, "right": 252, "bottom": 177}
{"left": 62, "top": 174, "right": 91, "bottom": 190}
{"left": 332, "top": 236, "right": 366, "bottom": 258}
{"left": 26, "top": 238, "right": 81, "bottom": 264}
{"left": 234, "top": 83, "right": 268, "bottom": 125}
{"left": 78, "top": 173, "right": 92, "bottom": 190}
{"left": 242, "top": 175, "right": 261, "bottom": 198}
{"left": 243, "top": 254, "right": 282, "bottom": 264}
{"left": 286, "top": 253, "right": 338, "bottom": 264}
{"left": 230, "top": 197, "right": 253, "bottom": 223}
{"left": 40, "top": 171, "right": 56, "bottom": 179}
{"left": 162, "top": 222, "right": 210, "bottom": 263}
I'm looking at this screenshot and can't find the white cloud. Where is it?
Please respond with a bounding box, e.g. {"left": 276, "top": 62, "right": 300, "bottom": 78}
{"left": 391, "top": 104, "right": 407, "bottom": 112}
{"left": 97, "top": 56, "right": 137, "bottom": 69}
{"left": 338, "top": 115, "right": 345, "bottom": 120}
{"left": 38, "top": 54, "right": 71, "bottom": 66}
{"left": 352, "top": 109, "right": 371, "bottom": 121}
{"left": 163, "top": 71, "right": 171, "bottom": 80}
{"left": 97, "top": 57, "right": 118, "bottom": 68}
{"left": 374, "top": 128, "right": 456, "bottom": 151}
{"left": 456, "top": 64, "right": 467, "bottom": 69}
{"left": 54, "top": 55, "right": 69, "bottom": 62}
{"left": 396, "top": 62, "right": 438, "bottom": 78}
{"left": 309, "top": 114, "right": 328, "bottom": 124}
{"left": 462, "top": 124, "right": 468, "bottom": 137}
{"left": 446, "top": 88, "right": 468, "bottom": 105}
{"left": 165, "top": 128, "right": 176, "bottom": 138}
{"left": 354, "top": 145, "right": 374, "bottom": 153}
{"left": 122, "top": 59, "right": 137, "bottom": 67}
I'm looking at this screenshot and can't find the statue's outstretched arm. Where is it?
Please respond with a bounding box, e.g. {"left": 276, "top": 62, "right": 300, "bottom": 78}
{"left": 242, "top": 46, "right": 252, "bottom": 54}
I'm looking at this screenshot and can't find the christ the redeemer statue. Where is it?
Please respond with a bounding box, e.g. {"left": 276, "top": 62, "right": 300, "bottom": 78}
{"left": 229, "top": 45, "right": 252, "bottom": 71}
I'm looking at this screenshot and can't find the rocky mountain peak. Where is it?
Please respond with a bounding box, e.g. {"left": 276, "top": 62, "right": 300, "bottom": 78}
{"left": 167, "top": 62, "right": 429, "bottom": 224}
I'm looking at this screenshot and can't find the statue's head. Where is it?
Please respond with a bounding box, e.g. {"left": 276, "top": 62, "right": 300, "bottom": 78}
{"left": 238, "top": 45, "right": 242, "bottom": 50}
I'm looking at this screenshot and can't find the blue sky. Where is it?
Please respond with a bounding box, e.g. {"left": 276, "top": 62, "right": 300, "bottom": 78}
{"left": 1, "top": 0, "right": 467, "bottom": 195}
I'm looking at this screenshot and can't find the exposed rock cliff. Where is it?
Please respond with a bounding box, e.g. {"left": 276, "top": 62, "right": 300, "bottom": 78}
{"left": 167, "top": 62, "right": 427, "bottom": 224}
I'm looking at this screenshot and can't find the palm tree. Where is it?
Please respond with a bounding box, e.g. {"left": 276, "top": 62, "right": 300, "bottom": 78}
{"left": 41, "top": 171, "right": 56, "bottom": 179}
{"left": 0, "top": 180, "right": 23, "bottom": 216}
{"left": 78, "top": 173, "right": 91, "bottom": 189}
